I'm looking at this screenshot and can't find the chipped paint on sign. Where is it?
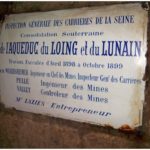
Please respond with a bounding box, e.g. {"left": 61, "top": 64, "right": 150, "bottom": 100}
{"left": 0, "top": 3, "right": 148, "bottom": 129}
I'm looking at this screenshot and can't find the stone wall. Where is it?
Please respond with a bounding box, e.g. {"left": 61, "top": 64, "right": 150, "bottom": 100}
{"left": 0, "top": 2, "right": 150, "bottom": 148}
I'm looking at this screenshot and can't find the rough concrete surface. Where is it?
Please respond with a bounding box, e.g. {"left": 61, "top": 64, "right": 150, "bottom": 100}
{"left": 0, "top": 2, "right": 150, "bottom": 148}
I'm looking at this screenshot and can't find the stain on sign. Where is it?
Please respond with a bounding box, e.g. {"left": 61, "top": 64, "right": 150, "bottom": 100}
{"left": 0, "top": 3, "right": 148, "bottom": 129}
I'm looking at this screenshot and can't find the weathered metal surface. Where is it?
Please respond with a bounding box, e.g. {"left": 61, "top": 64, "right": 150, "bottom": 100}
{"left": 0, "top": 3, "right": 148, "bottom": 130}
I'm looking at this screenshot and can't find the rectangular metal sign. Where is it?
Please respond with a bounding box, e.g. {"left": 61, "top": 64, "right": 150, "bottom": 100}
{"left": 0, "top": 3, "right": 147, "bottom": 129}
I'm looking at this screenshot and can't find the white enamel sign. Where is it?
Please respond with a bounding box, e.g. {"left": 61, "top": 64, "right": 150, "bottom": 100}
{"left": 0, "top": 3, "right": 147, "bottom": 129}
